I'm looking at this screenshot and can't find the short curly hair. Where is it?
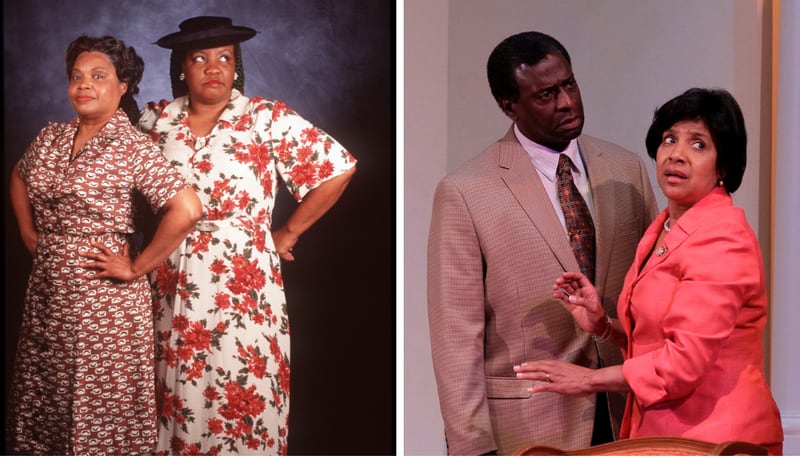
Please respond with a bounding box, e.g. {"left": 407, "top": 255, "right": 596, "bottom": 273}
{"left": 65, "top": 35, "right": 145, "bottom": 124}
{"left": 645, "top": 88, "right": 747, "bottom": 193}
{"left": 487, "top": 31, "right": 571, "bottom": 104}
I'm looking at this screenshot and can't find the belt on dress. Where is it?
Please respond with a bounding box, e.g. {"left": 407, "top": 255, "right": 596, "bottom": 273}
{"left": 194, "top": 217, "right": 250, "bottom": 232}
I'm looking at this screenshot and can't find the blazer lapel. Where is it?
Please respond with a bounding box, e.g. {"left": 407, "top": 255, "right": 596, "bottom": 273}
{"left": 496, "top": 128, "right": 578, "bottom": 274}
{"left": 636, "top": 187, "right": 731, "bottom": 279}
{"left": 578, "top": 136, "right": 615, "bottom": 295}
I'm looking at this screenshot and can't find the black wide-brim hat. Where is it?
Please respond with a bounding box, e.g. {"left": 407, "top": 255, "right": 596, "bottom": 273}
{"left": 156, "top": 16, "right": 257, "bottom": 50}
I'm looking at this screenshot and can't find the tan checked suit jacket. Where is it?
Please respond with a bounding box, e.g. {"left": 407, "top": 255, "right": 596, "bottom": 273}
{"left": 427, "top": 128, "right": 657, "bottom": 455}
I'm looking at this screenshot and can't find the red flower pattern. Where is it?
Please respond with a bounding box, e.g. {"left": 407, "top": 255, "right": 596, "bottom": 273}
{"left": 204, "top": 386, "right": 221, "bottom": 402}
{"left": 234, "top": 113, "right": 253, "bottom": 132}
{"left": 275, "top": 138, "right": 293, "bottom": 164}
{"left": 208, "top": 418, "right": 223, "bottom": 434}
{"left": 296, "top": 144, "right": 314, "bottom": 163}
{"left": 226, "top": 254, "right": 266, "bottom": 295}
{"left": 172, "top": 315, "right": 190, "bottom": 332}
{"left": 214, "top": 292, "right": 231, "bottom": 309}
{"left": 210, "top": 259, "right": 227, "bottom": 275}
{"left": 271, "top": 267, "right": 283, "bottom": 288}
{"left": 156, "top": 262, "right": 178, "bottom": 297}
{"left": 233, "top": 293, "right": 257, "bottom": 315}
{"left": 289, "top": 161, "right": 319, "bottom": 188}
{"left": 218, "top": 382, "right": 266, "bottom": 420}
{"left": 301, "top": 127, "right": 320, "bottom": 144}
{"left": 176, "top": 271, "right": 190, "bottom": 299}
{"left": 191, "top": 232, "right": 212, "bottom": 253}
{"left": 183, "top": 321, "right": 212, "bottom": 352}
{"left": 195, "top": 159, "right": 213, "bottom": 174}
{"left": 186, "top": 359, "right": 206, "bottom": 381}
{"left": 318, "top": 159, "right": 334, "bottom": 180}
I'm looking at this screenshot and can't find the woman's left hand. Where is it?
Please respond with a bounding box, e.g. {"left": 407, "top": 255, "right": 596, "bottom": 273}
{"left": 553, "top": 272, "right": 607, "bottom": 334}
{"left": 514, "top": 359, "right": 596, "bottom": 397}
{"left": 80, "top": 241, "right": 136, "bottom": 282}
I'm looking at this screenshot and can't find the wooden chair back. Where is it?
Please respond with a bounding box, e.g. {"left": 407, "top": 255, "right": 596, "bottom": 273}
{"left": 513, "top": 436, "right": 768, "bottom": 456}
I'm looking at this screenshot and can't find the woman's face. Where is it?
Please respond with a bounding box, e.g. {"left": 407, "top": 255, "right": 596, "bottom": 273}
{"left": 68, "top": 51, "right": 127, "bottom": 122}
{"left": 656, "top": 119, "right": 720, "bottom": 212}
{"left": 182, "top": 45, "right": 236, "bottom": 105}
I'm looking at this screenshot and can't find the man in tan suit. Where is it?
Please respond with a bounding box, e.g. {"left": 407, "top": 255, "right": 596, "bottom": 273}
{"left": 427, "top": 31, "right": 658, "bottom": 455}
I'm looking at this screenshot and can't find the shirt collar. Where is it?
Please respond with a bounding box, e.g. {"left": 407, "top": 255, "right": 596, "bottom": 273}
{"left": 178, "top": 88, "right": 242, "bottom": 126}
{"left": 514, "top": 123, "right": 581, "bottom": 182}
{"left": 69, "top": 108, "right": 130, "bottom": 141}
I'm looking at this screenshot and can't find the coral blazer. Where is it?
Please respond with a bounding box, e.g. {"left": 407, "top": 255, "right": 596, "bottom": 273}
{"left": 428, "top": 127, "right": 657, "bottom": 455}
{"left": 617, "top": 187, "right": 783, "bottom": 454}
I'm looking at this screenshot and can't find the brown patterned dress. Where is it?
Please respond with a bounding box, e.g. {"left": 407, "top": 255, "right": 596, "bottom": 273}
{"left": 6, "top": 109, "right": 188, "bottom": 455}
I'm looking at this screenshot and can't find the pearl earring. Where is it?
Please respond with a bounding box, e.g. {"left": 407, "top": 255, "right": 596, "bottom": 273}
{"left": 179, "top": 72, "right": 185, "bottom": 81}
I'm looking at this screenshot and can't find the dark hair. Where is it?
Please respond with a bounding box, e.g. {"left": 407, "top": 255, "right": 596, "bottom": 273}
{"left": 487, "top": 31, "right": 571, "bottom": 104}
{"left": 65, "top": 35, "right": 145, "bottom": 124}
{"left": 168, "top": 44, "right": 245, "bottom": 99}
{"left": 645, "top": 88, "right": 747, "bottom": 193}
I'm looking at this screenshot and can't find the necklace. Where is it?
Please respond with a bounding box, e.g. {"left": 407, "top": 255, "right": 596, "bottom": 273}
{"left": 663, "top": 217, "right": 671, "bottom": 233}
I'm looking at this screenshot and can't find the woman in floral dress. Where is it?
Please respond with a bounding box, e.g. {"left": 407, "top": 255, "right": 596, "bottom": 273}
{"left": 7, "top": 35, "right": 201, "bottom": 455}
{"left": 138, "top": 16, "right": 357, "bottom": 455}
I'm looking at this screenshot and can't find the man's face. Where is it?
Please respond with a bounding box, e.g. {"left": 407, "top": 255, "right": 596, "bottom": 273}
{"left": 501, "top": 53, "right": 584, "bottom": 152}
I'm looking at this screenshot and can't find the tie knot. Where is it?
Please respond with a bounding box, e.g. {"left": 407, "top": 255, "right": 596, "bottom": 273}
{"left": 557, "top": 154, "right": 575, "bottom": 177}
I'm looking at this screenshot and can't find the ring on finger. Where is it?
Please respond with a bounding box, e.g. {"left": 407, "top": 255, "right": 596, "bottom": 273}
{"left": 545, "top": 372, "right": 552, "bottom": 383}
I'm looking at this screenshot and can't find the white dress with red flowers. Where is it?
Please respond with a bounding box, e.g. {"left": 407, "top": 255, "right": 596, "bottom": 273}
{"left": 139, "top": 89, "right": 356, "bottom": 455}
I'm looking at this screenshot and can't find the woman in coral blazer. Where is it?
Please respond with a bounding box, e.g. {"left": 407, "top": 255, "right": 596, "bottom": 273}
{"left": 514, "top": 88, "right": 783, "bottom": 455}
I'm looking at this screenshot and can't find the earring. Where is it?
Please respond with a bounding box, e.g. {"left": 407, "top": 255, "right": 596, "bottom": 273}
{"left": 719, "top": 179, "right": 724, "bottom": 186}
{"left": 179, "top": 72, "right": 185, "bottom": 81}
{"left": 234, "top": 72, "right": 239, "bottom": 81}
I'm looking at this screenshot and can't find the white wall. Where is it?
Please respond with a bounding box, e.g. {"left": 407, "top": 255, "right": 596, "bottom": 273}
{"left": 404, "top": 0, "right": 787, "bottom": 456}
{"left": 403, "top": 0, "right": 449, "bottom": 456}
{"left": 771, "top": 0, "right": 800, "bottom": 454}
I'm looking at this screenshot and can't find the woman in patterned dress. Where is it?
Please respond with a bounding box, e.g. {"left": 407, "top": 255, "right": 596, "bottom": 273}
{"left": 7, "top": 35, "right": 202, "bottom": 455}
{"left": 138, "top": 17, "right": 357, "bottom": 455}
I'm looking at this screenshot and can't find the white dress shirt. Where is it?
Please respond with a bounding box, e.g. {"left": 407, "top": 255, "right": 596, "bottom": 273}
{"left": 514, "top": 124, "right": 596, "bottom": 234}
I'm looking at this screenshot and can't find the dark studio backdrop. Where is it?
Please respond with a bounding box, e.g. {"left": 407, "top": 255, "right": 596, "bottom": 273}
{"left": 2, "top": 0, "right": 396, "bottom": 456}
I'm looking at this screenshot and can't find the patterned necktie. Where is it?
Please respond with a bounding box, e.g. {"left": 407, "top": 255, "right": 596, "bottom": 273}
{"left": 556, "top": 154, "right": 596, "bottom": 283}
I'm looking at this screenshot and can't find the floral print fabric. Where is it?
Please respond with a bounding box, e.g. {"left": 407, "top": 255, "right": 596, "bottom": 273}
{"left": 139, "top": 89, "right": 356, "bottom": 455}
{"left": 7, "top": 109, "right": 188, "bottom": 455}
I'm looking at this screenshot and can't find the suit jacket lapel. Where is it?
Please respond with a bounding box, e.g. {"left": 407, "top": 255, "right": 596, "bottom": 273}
{"left": 579, "top": 136, "right": 614, "bottom": 295}
{"left": 496, "top": 127, "right": 578, "bottom": 275}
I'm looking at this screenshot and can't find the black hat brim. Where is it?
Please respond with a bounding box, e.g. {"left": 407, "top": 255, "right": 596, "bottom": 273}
{"left": 156, "top": 26, "right": 256, "bottom": 50}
